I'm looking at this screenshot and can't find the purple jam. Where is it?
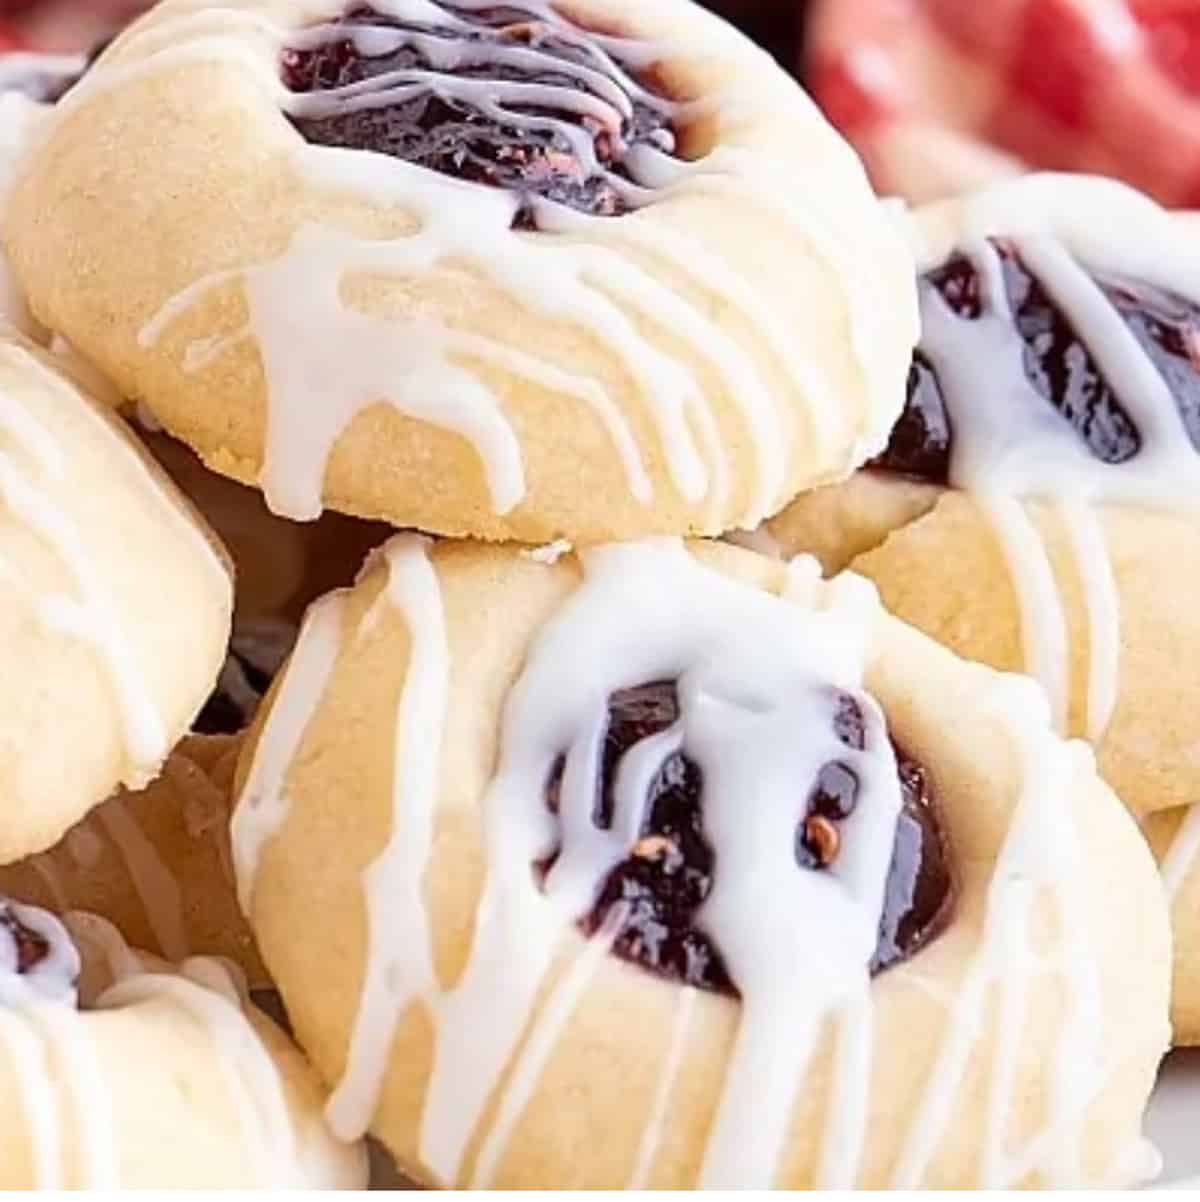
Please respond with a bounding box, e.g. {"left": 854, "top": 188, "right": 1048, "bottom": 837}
{"left": 872, "top": 239, "right": 1200, "bottom": 481}
{"left": 281, "top": 4, "right": 678, "bottom": 228}
{"left": 0, "top": 903, "right": 50, "bottom": 975}
{"left": 541, "top": 682, "right": 954, "bottom": 996}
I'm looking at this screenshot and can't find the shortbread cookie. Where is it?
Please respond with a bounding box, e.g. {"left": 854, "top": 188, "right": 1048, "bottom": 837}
{"left": 234, "top": 536, "right": 1168, "bottom": 1189}
{"left": 0, "top": 335, "right": 232, "bottom": 861}
{"left": 0, "top": 899, "right": 366, "bottom": 1187}
{"left": 0, "top": 737, "right": 267, "bottom": 988}
{"left": 8, "top": 0, "right": 916, "bottom": 542}
{"left": 764, "top": 174, "right": 1200, "bottom": 818}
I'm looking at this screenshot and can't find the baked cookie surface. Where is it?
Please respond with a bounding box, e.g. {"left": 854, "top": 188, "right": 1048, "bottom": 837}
{"left": 8, "top": 0, "right": 916, "bottom": 542}
{"left": 0, "top": 898, "right": 366, "bottom": 1187}
{"left": 0, "top": 334, "right": 232, "bottom": 861}
{"left": 234, "top": 536, "right": 1168, "bottom": 1189}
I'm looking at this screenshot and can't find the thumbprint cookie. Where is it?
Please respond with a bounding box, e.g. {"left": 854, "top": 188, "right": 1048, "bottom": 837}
{"left": 0, "top": 900, "right": 366, "bottom": 1187}
{"left": 0, "top": 334, "right": 232, "bottom": 862}
{"left": 763, "top": 174, "right": 1200, "bottom": 820}
{"left": 232, "top": 536, "right": 1168, "bottom": 1188}
{"left": 7, "top": 0, "right": 916, "bottom": 542}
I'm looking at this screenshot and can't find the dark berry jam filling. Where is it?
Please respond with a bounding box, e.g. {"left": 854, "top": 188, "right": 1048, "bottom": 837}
{"left": 0, "top": 903, "right": 50, "bottom": 975}
{"left": 872, "top": 239, "right": 1200, "bottom": 481}
{"left": 541, "top": 682, "right": 954, "bottom": 996}
{"left": 282, "top": 4, "right": 678, "bottom": 228}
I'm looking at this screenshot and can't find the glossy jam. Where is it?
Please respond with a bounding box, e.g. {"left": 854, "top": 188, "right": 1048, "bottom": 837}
{"left": 0, "top": 904, "right": 50, "bottom": 975}
{"left": 872, "top": 240, "right": 1200, "bottom": 480}
{"left": 542, "top": 682, "right": 954, "bottom": 996}
{"left": 282, "top": 4, "right": 677, "bottom": 227}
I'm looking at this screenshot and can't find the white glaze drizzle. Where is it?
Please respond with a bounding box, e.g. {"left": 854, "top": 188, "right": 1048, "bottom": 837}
{"left": 0, "top": 903, "right": 359, "bottom": 1188}
{"left": 232, "top": 591, "right": 347, "bottom": 913}
{"left": 326, "top": 535, "right": 447, "bottom": 1138}
{"left": 94, "top": 801, "right": 189, "bottom": 964}
{"left": 99, "top": 959, "right": 297, "bottom": 1186}
{"left": 0, "top": 383, "right": 167, "bottom": 771}
{"left": 912, "top": 176, "right": 1200, "bottom": 743}
{"left": 1160, "top": 802, "right": 1200, "bottom": 902}
{"left": 890, "top": 679, "right": 1108, "bottom": 1188}
{"left": 627, "top": 985, "right": 697, "bottom": 1190}
{"left": 103, "top": 0, "right": 905, "bottom": 529}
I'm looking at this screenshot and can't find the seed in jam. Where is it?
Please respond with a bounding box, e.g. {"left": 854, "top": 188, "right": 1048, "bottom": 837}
{"left": 0, "top": 904, "right": 50, "bottom": 975}
{"left": 871, "top": 239, "right": 1200, "bottom": 482}
{"left": 281, "top": 4, "right": 679, "bottom": 228}
{"left": 540, "top": 683, "right": 955, "bottom": 996}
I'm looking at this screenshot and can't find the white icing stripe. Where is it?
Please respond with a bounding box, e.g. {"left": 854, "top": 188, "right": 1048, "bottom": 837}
{"left": 627, "top": 985, "right": 696, "bottom": 1190}
{"left": 94, "top": 801, "right": 189, "bottom": 964}
{"left": 978, "top": 879, "right": 1034, "bottom": 1186}
{"left": 100, "top": 968, "right": 294, "bottom": 1186}
{"left": 816, "top": 986, "right": 873, "bottom": 1189}
{"left": 892, "top": 683, "right": 1109, "bottom": 1188}
{"left": 0, "top": 389, "right": 166, "bottom": 772}
{"left": 470, "top": 904, "right": 628, "bottom": 1189}
{"left": 1160, "top": 803, "right": 1200, "bottom": 902}
{"left": 1058, "top": 500, "right": 1120, "bottom": 743}
{"left": 976, "top": 492, "right": 1071, "bottom": 735}
{"left": 0, "top": 1008, "right": 61, "bottom": 1187}
{"left": 30, "top": 1003, "right": 118, "bottom": 1188}
{"left": 232, "top": 591, "right": 347, "bottom": 913}
{"left": 26, "top": 857, "right": 70, "bottom": 914}
{"left": 326, "top": 536, "right": 447, "bottom": 1140}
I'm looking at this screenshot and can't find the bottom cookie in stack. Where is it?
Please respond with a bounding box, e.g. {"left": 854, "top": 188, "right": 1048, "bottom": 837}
{"left": 0, "top": 897, "right": 366, "bottom": 1187}
{"left": 0, "top": 737, "right": 266, "bottom": 991}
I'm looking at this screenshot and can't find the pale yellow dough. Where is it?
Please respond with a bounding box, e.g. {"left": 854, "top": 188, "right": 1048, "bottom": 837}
{"left": 0, "top": 905, "right": 366, "bottom": 1188}
{"left": 767, "top": 488, "right": 1200, "bottom": 820}
{"left": 0, "top": 335, "right": 232, "bottom": 862}
{"left": 0, "top": 736, "right": 267, "bottom": 989}
{"left": 237, "top": 539, "right": 1169, "bottom": 1189}
{"left": 7, "top": 0, "right": 917, "bottom": 542}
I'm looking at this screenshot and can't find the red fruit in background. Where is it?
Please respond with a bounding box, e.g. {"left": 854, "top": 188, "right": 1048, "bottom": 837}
{"left": 1132, "top": 0, "right": 1200, "bottom": 96}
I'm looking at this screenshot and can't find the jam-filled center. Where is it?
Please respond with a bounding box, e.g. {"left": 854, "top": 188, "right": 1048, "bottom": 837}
{"left": 873, "top": 238, "right": 1200, "bottom": 482}
{"left": 538, "top": 682, "right": 954, "bottom": 995}
{"left": 281, "top": 3, "right": 680, "bottom": 227}
{"left": 0, "top": 904, "right": 51, "bottom": 976}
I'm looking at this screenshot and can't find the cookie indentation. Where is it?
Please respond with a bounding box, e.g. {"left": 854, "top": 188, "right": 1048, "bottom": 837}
{"left": 540, "top": 683, "right": 955, "bottom": 996}
{"left": 282, "top": 3, "right": 679, "bottom": 227}
{"left": 872, "top": 240, "right": 1200, "bottom": 480}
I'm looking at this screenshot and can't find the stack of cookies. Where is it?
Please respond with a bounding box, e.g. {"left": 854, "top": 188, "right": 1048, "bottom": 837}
{"left": 0, "top": 0, "right": 1193, "bottom": 1189}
